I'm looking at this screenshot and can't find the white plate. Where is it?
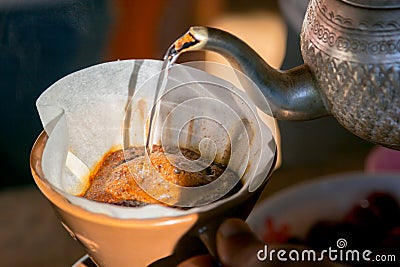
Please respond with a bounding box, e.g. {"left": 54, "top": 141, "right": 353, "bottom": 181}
{"left": 247, "top": 172, "right": 400, "bottom": 241}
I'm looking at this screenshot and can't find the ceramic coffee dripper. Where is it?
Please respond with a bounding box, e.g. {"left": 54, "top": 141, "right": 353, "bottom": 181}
{"left": 31, "top": 60, "right": 277, "bottom": 266}
{"left": 168, "top": 0, "right": 400, "bottom": 150}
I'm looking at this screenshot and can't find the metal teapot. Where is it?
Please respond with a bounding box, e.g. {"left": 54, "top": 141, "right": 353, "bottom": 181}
{"left": 168, "top": 0, "right": 400, "bottom": 150}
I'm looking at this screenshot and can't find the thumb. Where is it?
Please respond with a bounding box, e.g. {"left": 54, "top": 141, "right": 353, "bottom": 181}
{"left": 216, "top": 218, "right": 266, "bottom": 267}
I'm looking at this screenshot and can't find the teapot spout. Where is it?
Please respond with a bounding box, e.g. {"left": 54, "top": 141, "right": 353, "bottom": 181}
{"left": 172, "top": 26, "right": 330, "bottom": 120}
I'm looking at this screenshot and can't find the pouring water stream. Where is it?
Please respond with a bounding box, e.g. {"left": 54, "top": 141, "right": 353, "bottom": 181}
{"left": 145, "top": 32, "right": 200, "bottom": 152}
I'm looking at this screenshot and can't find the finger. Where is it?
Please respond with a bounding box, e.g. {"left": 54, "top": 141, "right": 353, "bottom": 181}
{"left": 216, "top": 218, "right": 266, "bottom": 267}
{"left": 177, "top": 254, "right": 214, "bottom": 267}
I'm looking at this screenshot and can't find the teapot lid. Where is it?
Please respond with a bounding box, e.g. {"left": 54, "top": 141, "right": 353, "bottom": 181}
{"left": 342, "top": 0, "right": 400, "bottom": 8}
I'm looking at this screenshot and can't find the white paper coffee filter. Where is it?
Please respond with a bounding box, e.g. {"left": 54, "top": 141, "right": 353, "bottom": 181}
{"left": 36, "top": 59, "right": 276, "bottom": 219}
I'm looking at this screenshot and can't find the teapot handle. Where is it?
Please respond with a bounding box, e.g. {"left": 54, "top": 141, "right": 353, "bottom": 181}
{"left": 171, "top": 26, "right": 330, "bottom": 120}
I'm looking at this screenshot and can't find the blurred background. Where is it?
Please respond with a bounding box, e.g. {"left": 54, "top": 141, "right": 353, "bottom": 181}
{"left": 0, "top": 0, "right": 378, "bottom": 266}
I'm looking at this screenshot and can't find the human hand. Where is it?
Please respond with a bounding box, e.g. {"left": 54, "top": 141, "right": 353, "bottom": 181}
{"left": 178, "top": 218, "right": 266, "bottom": 267}
{"left": 178, "top": 218, "right": 342, "bottom": 267}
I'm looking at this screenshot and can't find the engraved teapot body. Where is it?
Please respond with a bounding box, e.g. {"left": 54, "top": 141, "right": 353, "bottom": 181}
{"left": 170, "top": 0, "right": 400, "bottom": 149}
